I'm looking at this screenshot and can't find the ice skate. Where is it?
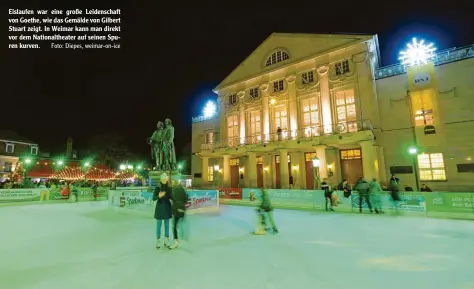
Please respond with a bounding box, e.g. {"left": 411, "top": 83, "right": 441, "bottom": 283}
{"left": 272, "top": 228, "right": 279, "bottom": 235}
{"left": 170, "top": 240, "right": 179, "bottom": 249}
{"left": 164, "top": 237, "right": 170, "bottom": 248}
{"left": 254, "top": 228, "right": 266, "bottom": 235}
{"left": 155, "top": 238, "right": 161, "bottom": 249}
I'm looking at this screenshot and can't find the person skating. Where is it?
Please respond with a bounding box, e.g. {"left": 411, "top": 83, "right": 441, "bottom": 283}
{"left": 321, "top": 179, "right": 334, "bottom": 211}
{"left": 355, "top": 177, "right": 372, "bottom": 213}
{"left": 389, "top": 174, "right": 401, "bottom": 210}
{"left": 369, "top": 177, "right": 383, "bottom": 214}
{"left": 170, "top": 184, "right": 189, "bottom": 249}
{"left": 153, "top": 173, "right": 172, "bottom": 249}
{"left": 254, "top": 189, "right": 278, "bottom": 235}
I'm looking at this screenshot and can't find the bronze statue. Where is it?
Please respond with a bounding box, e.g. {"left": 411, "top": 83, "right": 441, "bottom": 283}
{"left": 162, "top": 118, "right": 177, "bottom": 170}
{"left": 147, "top": 119, "right": 176, "bottom": 171}
{"left": 148, "top": 121, "right": 164, "bottom": 169}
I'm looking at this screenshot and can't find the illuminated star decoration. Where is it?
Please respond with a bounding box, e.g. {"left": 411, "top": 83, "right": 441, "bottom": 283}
{"left": 399, "top": 37, "right": 437, "bottom": 67}
{"left": 203, "top": 101, "right": 217, "bottom": 118}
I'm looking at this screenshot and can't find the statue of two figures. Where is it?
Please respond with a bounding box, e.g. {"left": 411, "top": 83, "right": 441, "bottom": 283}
{"left": 148, "top": 118, "right": 177, "bottom": 171}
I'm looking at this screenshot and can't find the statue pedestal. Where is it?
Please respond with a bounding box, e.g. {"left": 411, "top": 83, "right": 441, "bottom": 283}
{"left": 149, "top": 170, "right": 181, "bottom": 186}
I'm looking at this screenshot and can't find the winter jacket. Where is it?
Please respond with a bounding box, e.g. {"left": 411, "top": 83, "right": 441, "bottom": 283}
{"left": 321, "top": 182, "right": 332, "bottom": 198}
{"left": 355, "top": 179, "right": 370, "bottom": 195}
{"left": 260, "top": 190, "right": 273, "bottom": 212}
{"left": 153, "top": 182, "right": 172, "bottom": 220}
{"left": 389, "top": 177, "right": 400, "bottom": 192}
{"left": 369, "top": 181, "right": 383, "bottom": 195}
{"left": 172, "top": 186, "right": 189, "bottom": 218}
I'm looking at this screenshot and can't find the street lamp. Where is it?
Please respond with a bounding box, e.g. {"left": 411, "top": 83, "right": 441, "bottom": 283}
{"left": 312, "top": 157, "right": 320, "bottom": 189}
{"left": 213, "top": 165, "right": 220, "bottom": 188}
{"left": 119, "top": 164, "right": 126, "bottom": 170}
{"left": 408, "top": 146, "right": 420, "bottom": 191}
{"left": 177, "top": 164, "right": 183, "bottom": 175}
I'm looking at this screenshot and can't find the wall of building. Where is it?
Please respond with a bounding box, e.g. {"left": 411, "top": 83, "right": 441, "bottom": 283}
{"left": 376, "top": 58, "right": 474, "bottom": 190}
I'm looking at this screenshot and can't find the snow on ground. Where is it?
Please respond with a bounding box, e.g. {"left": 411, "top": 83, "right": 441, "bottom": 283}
{"left": 0, "top": 202, "right": 473, "bottom": 289}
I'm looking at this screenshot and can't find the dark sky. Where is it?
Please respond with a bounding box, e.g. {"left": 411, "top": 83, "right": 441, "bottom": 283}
{"left": 2, "top": 1, "right": 474, "bottom": 163}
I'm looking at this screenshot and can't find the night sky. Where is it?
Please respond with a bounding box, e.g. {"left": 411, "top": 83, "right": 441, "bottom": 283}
{"left": 2, "top": 1, "right": 473, "bottom": 164}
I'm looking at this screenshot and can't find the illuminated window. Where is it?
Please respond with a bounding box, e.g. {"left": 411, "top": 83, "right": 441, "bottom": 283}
{"left": 412, "top": 89, "right": 434, "bottom": 127}
{"left": 256, "top": 156, "right": 263, "bottom": 164}
{"left": 228, "top": 93, "right": 237, "bottom": 105}
{"left": 249, "top": 87, "right": 259, "bottom": 99}
{"left": 335, "top": 60, "right": 350, "bottom": 75}
{"left": 340, "top": 149, "right": 361, "bottom": 160}
{"left": 305, "top": 152, "right": 317, "bottom": 162}
{"left": 249, "top": 111, "right": 261, "bottom": 144}
{"left": 301, "top": 71, "right": 314, "bottom": 84}
{"left": 265, "top": 50, "right": 289, "bottom": 67}
{"left": 274, "top": 106, "right": 288, "bottom": 139}
{"left": 230, "top": 158, "right": 239, "bottom": 166}
{"left": 31, "top": 146, "right": 38, "bottom": 155}
{"left": 301, "top": 97, "right": 320, "bottom": 137}
{"left": 4, "top": 162, "right": 12, "bottom": 172}
{"left": 205, "top": 131, "right": 214, "bottom": 144}
{"left": 273, "top": 80, "right": 284, "bottom": 92}
{"left": 207, "top": 166, "right": 214, "bottom": 182}
{"left": 335, "top": 89, "right": 357, "bottom": 132}
{"left": 227, "top": 115, "right": 239, "bottom": 147}
{"left": 275, "top": 155, "right": 290, "bottom": 164}
{"left": 418, "top": 153, "right": 446, "bottom": 181}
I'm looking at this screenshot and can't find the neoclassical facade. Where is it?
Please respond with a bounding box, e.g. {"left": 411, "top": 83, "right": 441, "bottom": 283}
{"left": 191, "top": 33, "right": 474, "bottom": 191}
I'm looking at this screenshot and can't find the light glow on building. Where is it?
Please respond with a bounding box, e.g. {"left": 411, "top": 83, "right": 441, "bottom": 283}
{"left": 399, "top": 37, "right": 436, "bottom": 67}
{"left": 203, "top": 101, "right": 217, "bottom": 118}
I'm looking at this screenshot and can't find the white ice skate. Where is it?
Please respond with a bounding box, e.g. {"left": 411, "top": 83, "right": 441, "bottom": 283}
{"left": 156, "top": 238, "right": 161, "bottom": 249}
{"left": 164, "top": 237, "right": 170, "bottom": 248}
{"left": 170, "top": 240, "right": 179, "bottom": 249}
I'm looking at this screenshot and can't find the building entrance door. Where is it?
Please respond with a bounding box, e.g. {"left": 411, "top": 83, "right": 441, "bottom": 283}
{"left": 230, "top": 158, "right": 240, "bottom": 188}
{"left": 304, "top": 152, "right": 317, "bottom": 189}
{"left": 256, "top": 156, "right": 263, "bottom": 188}
{"left": 339, "top": 149, "right": 363, "bottom": 186}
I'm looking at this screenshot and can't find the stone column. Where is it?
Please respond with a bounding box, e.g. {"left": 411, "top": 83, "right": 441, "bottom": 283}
{"left": 286, "top": 74, "right": 298, "bottom": 139}
{"left": 263, "top": 155, "right": 272, "bottom": 188}
{"left": 223, "top": 155, "right": 231, "bottom": 187}
{"left": 201, "top": 157, "right": 209, "bottom": 184}
{"left": 238, "top": 91, "right": 246, "bottom": 145}
{"left": 218, "top": 95, "right": 227, "bottom": 144}
{"left": 377, "top": 146, "right": 387, "bottom": 184}
{"left": 360, "top": 140, "right": 377, "bottom": 180}
{"left": 316, "top": 145, "right": 328, "bottom": 179}
{"left": 279, "top": 149, "right": 290, "bottom": 189}
{"left": 260, "top": 83, "right": 270, "bottom": 141}
{"left": 316, "top": 65, "right": 333, "bottom": 134}
{"left": 247, "top": 152, "right": 257, "bottom": 187}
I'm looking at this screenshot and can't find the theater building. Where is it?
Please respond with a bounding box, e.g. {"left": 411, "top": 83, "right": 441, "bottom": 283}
{"left": 191, "top": 33, "right": 474, "bottom": 191}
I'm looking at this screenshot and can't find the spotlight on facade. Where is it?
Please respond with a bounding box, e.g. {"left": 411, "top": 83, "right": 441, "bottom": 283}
{"left": 312, "top": 157, "right": 320, "bottom": 168}
{"left": 408, "top": 147, "right": 418, "bottom": 155}
{"left": 399, "top": 37, "right": 436, "bottom": 67}
{"left": 203, "top": 101, "right": 217, "bottom": 118}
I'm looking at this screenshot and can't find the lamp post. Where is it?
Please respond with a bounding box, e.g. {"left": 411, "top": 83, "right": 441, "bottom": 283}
{"left": 312, "top": 157, "right": 320, "bottom": 189}
{"left": 213, "top": 165, "right": 220, "bottom": 188}
{"left": 408, "top": 147, "right": 420, "bottom": 191}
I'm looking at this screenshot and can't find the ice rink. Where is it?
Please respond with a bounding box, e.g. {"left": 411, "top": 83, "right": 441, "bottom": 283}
{"left": 1, "top": 201, "right": 473, "bottom": 289}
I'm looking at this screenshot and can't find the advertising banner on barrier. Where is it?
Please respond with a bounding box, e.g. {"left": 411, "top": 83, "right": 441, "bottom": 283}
{"left": 242, "top": 188, "right": 319, "bottom": 209}
{"left": 0, "top": 189, "right": 41, "bottom": 202}
{"left": 352, "top": 192, "right": 426, "bottom": 212}
{"left": 218, "top": 188, "right": 242, "bottom": 200}
{"left": 242, "top": 188, "right": 262, "bottom": 201}
{"left": 187, "top": 190, "right": 218, "bottom": 210}
{"left": 424, "top": 192, "right": 474, "bottom": 215}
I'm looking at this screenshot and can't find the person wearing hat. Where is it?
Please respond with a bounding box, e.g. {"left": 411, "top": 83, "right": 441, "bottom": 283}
{"left": 153, "top": 173, "right": 172, "bottom": 249}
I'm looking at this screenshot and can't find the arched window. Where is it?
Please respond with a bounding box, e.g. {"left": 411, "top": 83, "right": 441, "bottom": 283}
{"left": 264, "top": 50, "right": 289, "bottom": 67}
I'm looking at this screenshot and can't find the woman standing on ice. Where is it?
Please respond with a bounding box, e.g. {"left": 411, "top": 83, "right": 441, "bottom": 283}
{"left": 153, "top": 173, "right": 172, "bottom": 249}
{"left": 170, "top": 184, "right": 189, "bottom": 249}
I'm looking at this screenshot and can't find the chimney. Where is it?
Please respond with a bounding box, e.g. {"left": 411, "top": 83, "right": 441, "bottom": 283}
{"left": 66, "top": 137, "right": 73, "bottom": 158}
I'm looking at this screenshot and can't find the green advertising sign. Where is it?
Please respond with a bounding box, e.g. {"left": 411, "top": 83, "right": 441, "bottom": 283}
{"left": 424, "top": 192, "right": 474, "bottom": 216}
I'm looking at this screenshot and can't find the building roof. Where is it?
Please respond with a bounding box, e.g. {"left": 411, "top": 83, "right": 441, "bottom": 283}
{"left": 0, "top": 130, "right": 37, "bottom": 145}
{"left": 214, "top": 32, "right": 377, "bottom": 91}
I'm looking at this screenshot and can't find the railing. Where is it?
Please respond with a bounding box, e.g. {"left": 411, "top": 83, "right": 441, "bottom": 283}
{"left": 375, "top": 44, "right": 474, "bottom": 79}
{"left": 201, "top": 119, "right": 373, "bottom": 150}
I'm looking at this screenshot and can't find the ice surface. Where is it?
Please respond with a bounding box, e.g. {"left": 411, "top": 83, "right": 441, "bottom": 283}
{"left": 0, "top": 202, "right": 473, "bottom": 289}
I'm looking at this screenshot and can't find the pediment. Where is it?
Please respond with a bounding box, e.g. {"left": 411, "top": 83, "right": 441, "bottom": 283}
{"left": 215, "top": 33, "right": 374, "bottom": 91}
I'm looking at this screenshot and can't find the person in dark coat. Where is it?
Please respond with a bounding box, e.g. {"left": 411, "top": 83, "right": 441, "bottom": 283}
{"left": 420, "top": 184, "right": 432, "bottom": 192}
{"left": 321, "top": 178, "right": 334, "bottom": 211}
{"left": 355, "top": 177, "right": 372, "bottom": 213}
{"left": 389, "top": 174, "right": 401, "bottom": 205}
{"left": 170, "top": 185, "right": 189, "bottom": 249}
{"left": 153, "top": 173, "right": 172, "bottom": 249}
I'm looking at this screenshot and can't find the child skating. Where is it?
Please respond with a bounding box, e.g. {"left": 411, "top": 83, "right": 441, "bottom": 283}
{"left": 254, "top": 189, "right": 278, "bottom": 235}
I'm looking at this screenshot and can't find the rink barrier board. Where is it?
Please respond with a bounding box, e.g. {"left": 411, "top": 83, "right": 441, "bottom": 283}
{"left": 0, "top": 187, "right": 108, "bottom": 204}
{"left": 237, "top": 188, "right": 474, "bottom": 220}
{"left": 108, "top": 188, "right": 219, "bottom": 217}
